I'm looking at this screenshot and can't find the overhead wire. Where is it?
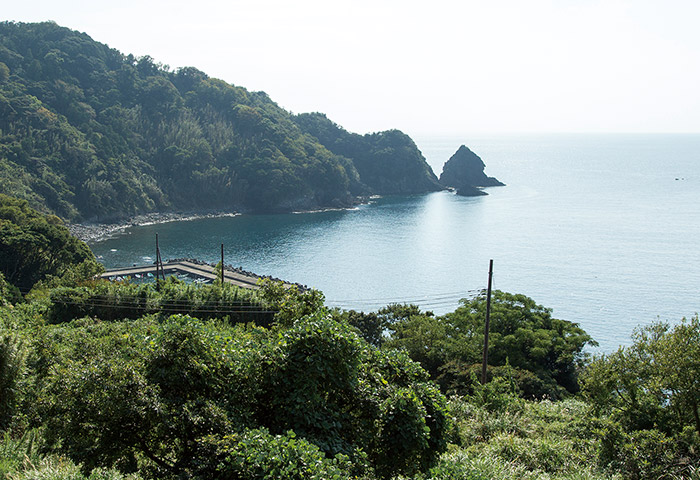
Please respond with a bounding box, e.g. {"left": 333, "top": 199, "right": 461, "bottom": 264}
{"left": 13, "top": 277, "right": 489, "bottom": 314}
{"left": 327, "top": 288, "right": 485, "bottom": 311}
{"left": 45, "top": 295, "right": 277, "bottom": 315}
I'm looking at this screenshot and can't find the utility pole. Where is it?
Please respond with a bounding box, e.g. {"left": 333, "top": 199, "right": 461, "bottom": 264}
{"left": 155, "top": 233, "right": 163, "bottom": 291}
{"left": 481, "top": 259, "right": 494, "bottom": 384}
{"left": 220, "top": 243, "right": 225, "bottom": 287}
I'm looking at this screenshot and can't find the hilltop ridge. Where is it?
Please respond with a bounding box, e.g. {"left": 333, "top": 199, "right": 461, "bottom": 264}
{"left": 0, "top": 21, "right": 443, "bottom": 222}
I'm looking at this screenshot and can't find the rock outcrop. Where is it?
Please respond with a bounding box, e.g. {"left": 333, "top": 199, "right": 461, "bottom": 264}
{"left": 438, "top": 145, "right": 504, "bottom": 196}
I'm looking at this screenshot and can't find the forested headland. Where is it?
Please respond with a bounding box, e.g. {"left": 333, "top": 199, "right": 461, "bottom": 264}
{"left": 0, "top": 21, "right": 443, "bottom": 223}
{"left": 1, "top": 194, "right": 698, "bottom": 479}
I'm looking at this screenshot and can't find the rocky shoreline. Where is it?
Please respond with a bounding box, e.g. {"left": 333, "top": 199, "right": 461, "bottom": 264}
{"left": 69, "top": 197, "right": 379, "bottom": 243}
{"left": 68, "top": 211, "right": 240, "bottom": 243}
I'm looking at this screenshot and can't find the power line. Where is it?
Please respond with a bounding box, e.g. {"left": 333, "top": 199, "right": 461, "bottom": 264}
{"left": 47, "top": 296, "right": 277, "bottom": 315}
{"left": 327, "top": 288, "right": 483, "bottom": 303}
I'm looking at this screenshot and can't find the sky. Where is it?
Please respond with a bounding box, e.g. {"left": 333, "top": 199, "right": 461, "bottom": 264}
{"left": 3, "top": 0, "right": 700, "bottom": 136}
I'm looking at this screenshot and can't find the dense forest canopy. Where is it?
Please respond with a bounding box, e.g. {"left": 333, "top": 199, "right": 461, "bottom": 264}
{"left": 0, "top": 21, "right": 442, "bottom": 222}
{"left": 294, "top": 113, "right": 443, "bottom": 194}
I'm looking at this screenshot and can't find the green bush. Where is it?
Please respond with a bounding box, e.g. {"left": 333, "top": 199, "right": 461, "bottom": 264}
{"left": 597, "top": 421, "right": 699, "bottom": 480}
{"left": 46, "top": 278, "right": 273, "bottom": 325}
{"left": 0, "top": 330, "right": 28, "bottom": 429}
{"left": 196, "top": 428, "right": 359, "bottom": 480}
{"left": 443, "top": 396, "right": 611, "bottom": 480}
{"left": 582, "top": 316, "right": 700, "bottom": 437}
{"left": 29, "top": 312, "right": 448, "bottom": 479}
{"left": 37, "top": 315, "right": 267, "bottom": 476}
{"left": 0, "top": 194, "right": 101, "bottom": 291}
{"left": 383, "top": 293, "right": 594, "bottom": 398}
{"left": 0, "top": 272, "right": 21, "bottom": 305}
{"left": 259, "top": 314, "right": 449, "bottom": 478}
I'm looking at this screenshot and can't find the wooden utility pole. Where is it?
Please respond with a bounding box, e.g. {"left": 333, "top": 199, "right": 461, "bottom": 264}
{"left": 481, "top": 259, "right": 494, "bottom": 384}
{"left": 155, "top": 233, "right": 163, "bottom": 291}
{"left": 220, "top": 243, "right": 225, "bottom": 287}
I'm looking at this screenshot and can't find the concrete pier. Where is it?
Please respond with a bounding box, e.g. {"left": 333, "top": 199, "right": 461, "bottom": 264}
{"left": 100, "top": 260, "right": 260, "bottom": 289}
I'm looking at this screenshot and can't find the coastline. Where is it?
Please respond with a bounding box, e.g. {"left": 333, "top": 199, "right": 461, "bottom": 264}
{"left": 69, "top": 198, "right": 378, "bottom": 243}
{"left": 68, "top": 211, "right": 240, "bottom": 244}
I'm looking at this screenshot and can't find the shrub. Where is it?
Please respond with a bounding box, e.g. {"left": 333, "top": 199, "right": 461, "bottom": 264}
{"left": 259, "top": 314, "right": 449, "bottom": 478}
{"left": 196, "top": 428, "right": 359, "bottom": 480}
{"left": 597, "top": 421, "right": 699, "bottom": 480}
{"left": 0, "top": 331, "right": 28, "bottom": 429}
{"left": 33, "top": 313, "right": 448, "bottom": 479}
{"left": 46, "top": 278, "right": 273, "bottom": 325}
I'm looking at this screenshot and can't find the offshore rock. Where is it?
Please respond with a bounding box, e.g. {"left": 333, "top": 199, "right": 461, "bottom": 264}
{"left": 439, "top": 145, "right": 504, "bottom": 196}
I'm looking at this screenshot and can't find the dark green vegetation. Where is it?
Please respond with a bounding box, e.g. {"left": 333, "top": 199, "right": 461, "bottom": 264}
{"left": 0, "top": 21, "right": 442, "bottom": 222}
{"left": 370, "top": 293, "right": 595, "bottom": 399}
{"left": 0, "top": 194, "right": 102, "bottom": 291}
{"left": 439, "top": 145, "right": 504, "bottom": 196}
{"left": 294, "top": 113, "right": 443, "bottom": 194}
{"left": 1, "top": 200, "right": 698, "bottom": 479}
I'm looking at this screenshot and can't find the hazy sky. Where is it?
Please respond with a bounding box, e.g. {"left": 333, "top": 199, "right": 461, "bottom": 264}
{"left": 4, "top": 0, "right": 700, "bottom": 135}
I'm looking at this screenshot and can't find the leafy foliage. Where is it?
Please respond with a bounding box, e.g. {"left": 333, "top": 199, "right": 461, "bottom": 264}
{"left": 582, "top": 316, "right": 700, "bottom": 434}
{"left": 383, "top": 292, "right": 595, "bottom": 398}
{"left": 5, "top": 307, "right": 448, "bottom": 479}
{"left": 257, "top": 278, "right": 326, "bottom": 327}
{"left": 424, "top": 397, "right": 615, "bottom": 480}
{"left": 0, "top": 271, "right": 20, "bottom": 305}
{"left": 0, "top": 331, "right": 28, "bottom": 430}
{"left": 257, "top": 314, "right": 449, "bottom": 478}
{"left": 0, "top": 194, "right": 101, "bottom": 290}
{"left": 0, "top": 429, "right": 140, "bottom": 480}
{"left": 46, "top": 277, "right": 274, "bottom": 325}
{"left": 334, "top": 309, "right": 387, "bottom": 347}
{"left": 36, "top": 315, "right": 268, "bottom": 475}
{"left": 197, "top": 429, "right": 358, "bottom": 480}
{"left": 580, "top": 317, "right": 700, "bottom": 479}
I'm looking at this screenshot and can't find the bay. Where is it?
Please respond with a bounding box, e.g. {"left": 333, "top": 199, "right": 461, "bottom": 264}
{"left": 90, "top": 134, "right": 700, "bottom": 353}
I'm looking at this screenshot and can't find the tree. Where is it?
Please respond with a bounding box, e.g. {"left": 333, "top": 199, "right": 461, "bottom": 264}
{"left": 0, "top": 272, "right": 19, "bottom": 305}
{"left": 257, "top": 279, "right": 325, "bottom": 326}
{"left": 36, "top": 313, "right": 449, "bottom": 479}
{"left": 0, "top": 62, "right": 9, "bottom": 83}
{"left": 383, "top": 292, "right": 594, "bottom": 397}
{"left": 334, "top": 309, "right": 387, "bottom": 347}
{"left": 257, "top": 313, "right": 448, "bottom": 478}
{"left": 582, "top": 315, "right": 700, "bottom": 435}
{"left": 447, "top": 292, "right": 593, "bottom": 394}
{"left": 382, "top": 305, "right": 451, "bottom": 377}
{"left": 39, "top": 315, "right": 264, "bottom": 475}
{"left": 0, "top": 194, "right": 102, "bottom": 291}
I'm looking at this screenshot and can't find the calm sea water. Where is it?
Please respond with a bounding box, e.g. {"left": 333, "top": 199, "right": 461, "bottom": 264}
{"left": 91, "top": 134, "right": 700, "bottom": 353}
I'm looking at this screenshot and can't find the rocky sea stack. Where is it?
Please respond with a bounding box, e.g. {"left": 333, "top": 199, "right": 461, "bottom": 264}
{"left": 438, "top": 145, "right": 504, "bottom": 196}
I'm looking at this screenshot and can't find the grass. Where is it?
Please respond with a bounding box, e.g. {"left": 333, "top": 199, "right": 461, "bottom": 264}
{"left": 416, "top": 396, "right": 621, "bottom": 480}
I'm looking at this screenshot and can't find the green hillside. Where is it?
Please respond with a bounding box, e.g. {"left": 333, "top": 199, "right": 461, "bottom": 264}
{"left": 0, "top": 21, "right": 441, "bottom": 222}
{"left": 294, "top": 113, "right": 442, "bottom": 194}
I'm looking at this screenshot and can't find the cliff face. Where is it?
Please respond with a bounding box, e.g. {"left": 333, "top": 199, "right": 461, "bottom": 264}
{"left": 294, "top": 113, "right": 443, "bottom": 195}
{"left": 438, "top": 145, "right": 504, "bottom": 196}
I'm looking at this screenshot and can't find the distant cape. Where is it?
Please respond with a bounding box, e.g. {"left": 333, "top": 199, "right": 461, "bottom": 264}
{"left": 438, "top": 145, "right": 504, "bottom": 196}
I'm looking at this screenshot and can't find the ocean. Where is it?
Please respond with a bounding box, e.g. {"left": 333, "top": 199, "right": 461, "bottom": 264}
{"left": 90, "top": 134, "right": 700, "bottom": 353}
